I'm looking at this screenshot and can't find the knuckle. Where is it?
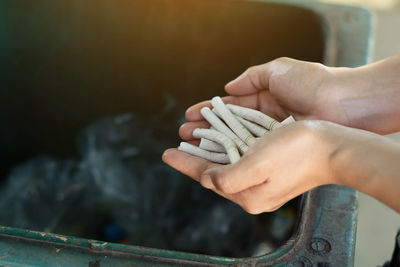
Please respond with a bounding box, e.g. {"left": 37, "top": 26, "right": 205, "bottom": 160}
{"left": 263, "top": 196, "right": 284, "bottom": 212}
{"left": 260, "top": 200, "right": 274, "bottom": 213}
{"left": 272, "top": 203, "right": 284, "bottom": 212}
{"left": 276, "top": 56, "right": 290, "bottom": 62}
{"left": 214, "top": 174, "right": 235, "bottom": 194}
{"left": 247, "top": 208, "right": 262, "bottom": 215}
{"left": 294, "top": 121, "right": 317, "bottom": 136}
{"left": 242, "top": 197, "right": 281, "bottom": 214}
{"left": 312, "top": 61, "right": 325, "bottom": 69}
{"left": 274, "top": 56, "right": 292, "bottom": 64}
{"left": 244, "top": 66, "right": 257, "bottom": 75}
{"left": 263, "top": 204, "right": 280, "bottom": 213}
{"left": 240, "top": 200, "right": 262, "bottom": 215}
{"left": 297, "top": 121, "right": 327, "bottom": 142}
{"left": 241, "top": 203, "right": 256, "bottom": 214}
{"left": 246, "top": 206, "right": 263, "bottom": 215}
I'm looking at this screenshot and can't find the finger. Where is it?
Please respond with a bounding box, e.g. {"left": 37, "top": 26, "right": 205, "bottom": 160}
{"left": 179, "top": 121, "right": 210, "bottom": 140}
{"left": 208, "top": 181, "right": 281, "bottom": 214}
{"left": 234, "top": 182, "right": 286, "bottom": 214}
{"left": 203, "top": 177, "right": 283, "bottom": 214}
{"left": 207, "top": 187, "right": 240, "bottom": 205}
{"left": 162, "top": 149, "right": 241, "bottom": 203}
{"left": 162, "top": 148, "right": 219, "bottom": 182}
{"left": 257, "top": 90, "right": 289, "bottom": 121}
{"left": 222, "top": 95, "right": 259, "bottom": 110}
{"left": 185, "top": 100, "right": 212, "bottom": 121}
{"left": 185, "top": 95, "right": 259, "bottom": 121}
{"left": 200, "top": 151, "right": 271, "bottom": 194}
{"left": 210, "top": 170, "right": 314, "bottom": 214}
{"left": 225, "top": 63, "right": 272, "bottom": 96}
{"left": 187, "top": 139, "right": 200, "bottom": 146}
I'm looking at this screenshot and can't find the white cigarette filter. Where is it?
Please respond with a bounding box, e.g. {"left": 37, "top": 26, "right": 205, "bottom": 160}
{"left": 178, "top": 142, "right": 230, "bottom": 164}
{"left": 281, "top": 115, "right": 295, "bottom": 125}
{"left": 236, "top": 116, "right": 269, "bottom": 137}
{"left": 212, "top": 108, "right": 268, "bottom": 137}
{"left": 211, "top": 97, "right": 256, "bottom": 146}
{"left": 177, "top": 98, "right": 296, "bottom": 164}
{"left": 199, "top": 126, "right": 226, "bottom": 153}
{"left": 226, "top": 104, "right": 282, "bottom": 130}
{"left": 200, "top": 106, "right": 249, "bottom": 153}
{"left": 199, "top": 138, "right": 226, "bottom": 153}
{"left": 192, "top": 128, "right": 240, "bottom": 164}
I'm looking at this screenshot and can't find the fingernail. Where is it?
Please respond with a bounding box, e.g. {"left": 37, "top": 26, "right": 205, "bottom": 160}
{"left": 200, "top": 174, "right": 214, "bottom": 189}
{"left": 161, "top": 149, "right": 171, "bottom": 161}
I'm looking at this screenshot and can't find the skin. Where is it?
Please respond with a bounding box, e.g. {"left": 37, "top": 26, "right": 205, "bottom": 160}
{"left": 162, "top": 55, "right": 400, "bottom": 214}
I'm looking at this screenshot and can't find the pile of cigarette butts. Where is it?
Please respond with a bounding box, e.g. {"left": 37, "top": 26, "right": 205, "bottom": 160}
{"left": 178, "top": 96, "right": 295, "bottom": 164}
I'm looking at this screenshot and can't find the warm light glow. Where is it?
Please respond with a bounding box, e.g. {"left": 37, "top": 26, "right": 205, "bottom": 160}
{"left": 318, "top": 0, "right": 399, "bottom": 9}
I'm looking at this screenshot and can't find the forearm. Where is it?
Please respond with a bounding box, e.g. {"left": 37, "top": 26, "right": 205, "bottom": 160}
{"left": 365, "top": 54, "right": 400, "bottom": 79}
{"left": 333, "top": 129, "right": 400, "bottom": 212}
{"left": 343, "top": 54, "right": 400, "bottom": 134}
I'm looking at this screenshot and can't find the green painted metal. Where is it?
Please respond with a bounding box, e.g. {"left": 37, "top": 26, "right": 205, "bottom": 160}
{"left": 0, "top": 185, "right": 359, "bottom": 266}
{"left": 0, "top": 0, "right": 373, "bottom": 266}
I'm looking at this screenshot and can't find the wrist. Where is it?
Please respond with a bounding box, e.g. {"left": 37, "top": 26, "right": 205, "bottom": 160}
{"left": 330, "top": 127, "right": 400, "bottom": 199}
{"left": 349, "top": 57, "right": 400, "bottom": 134}
{"left": 322, "top": 121, "right": 400, "bottom": 212}
{"left": 328, "top": 125, "right": 378, "bottom": 189}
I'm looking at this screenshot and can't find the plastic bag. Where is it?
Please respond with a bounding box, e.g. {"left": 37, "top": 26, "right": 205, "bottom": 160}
{"left": 0, "top": 97, "right": 297, "bottom": 256}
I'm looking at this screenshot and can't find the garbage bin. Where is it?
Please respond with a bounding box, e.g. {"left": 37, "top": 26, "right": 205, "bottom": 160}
{"left": 0, "top": 0, "right": 372, "bottom": 266}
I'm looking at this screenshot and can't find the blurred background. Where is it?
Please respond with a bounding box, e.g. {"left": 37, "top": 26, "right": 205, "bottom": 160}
{"left": 316, "top": 0, "right": 400, "bottom": 266}
{"left": 0, "top": 0, "right": 398, "bottom": 265}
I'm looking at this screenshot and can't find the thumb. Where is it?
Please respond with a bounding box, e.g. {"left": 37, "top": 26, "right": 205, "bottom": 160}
{"left": 200, "top": 154, "right": 271, "bottom": 194}
{"left": 225, "top": 63, "right": 272, "bottom": 96}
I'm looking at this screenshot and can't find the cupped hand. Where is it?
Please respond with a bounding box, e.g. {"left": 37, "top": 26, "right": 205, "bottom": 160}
{"left": 179, "top": 56, "right": 397, "bottom": 143}
{"left": 181, "top": 57, "right": 340, "bottom": 141}
{"left": 164, "top": 55, "right": 400, "bottom": 214}
{"left": 163, "top": 120, "right": 345, "bottom": 214}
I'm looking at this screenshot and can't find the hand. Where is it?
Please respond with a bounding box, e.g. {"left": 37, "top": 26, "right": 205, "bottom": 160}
{"left": 180, "top": 56, "right": 400, "bottom": 144}
{"left": 164, "top": 120, "right": 345, "bottom": 214}
{"left": 164, "top": 55, "right": 400, "bottom": 214}
{"left": 164, "top": 120, "right": 400, "bottom": 214}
